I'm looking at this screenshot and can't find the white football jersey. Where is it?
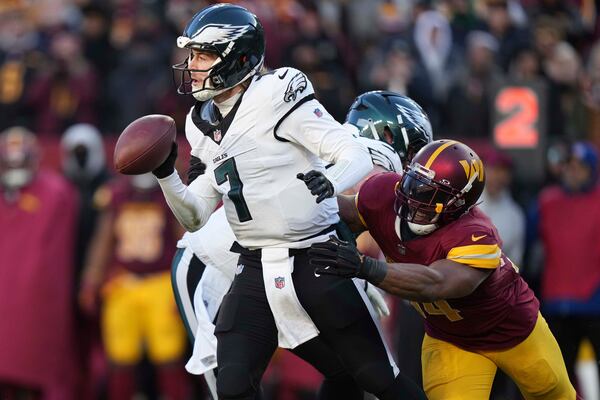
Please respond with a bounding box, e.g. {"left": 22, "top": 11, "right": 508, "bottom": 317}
{"left": 178, "top": 135, "right": 401, "bottom": 279}
{"left": 182, "top": 67, "right": 371, "bottom": 248}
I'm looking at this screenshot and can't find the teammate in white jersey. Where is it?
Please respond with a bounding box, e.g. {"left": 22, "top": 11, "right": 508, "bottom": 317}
{"left": 153, "top": 4, "right": 426, "bottom": 400}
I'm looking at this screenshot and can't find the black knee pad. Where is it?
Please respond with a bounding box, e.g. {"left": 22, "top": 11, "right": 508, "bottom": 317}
{"left": 216, "top": 364, "right": 256, "bottom": 400}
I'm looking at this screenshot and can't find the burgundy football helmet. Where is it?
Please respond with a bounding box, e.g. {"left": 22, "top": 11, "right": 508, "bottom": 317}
{"left": 396, "top": 139, "right": 485, "bottom": 231}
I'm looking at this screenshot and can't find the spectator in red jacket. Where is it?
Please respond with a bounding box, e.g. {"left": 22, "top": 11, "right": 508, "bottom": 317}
{"left": 537, "top": 141, "right": 600, "bottom": 390}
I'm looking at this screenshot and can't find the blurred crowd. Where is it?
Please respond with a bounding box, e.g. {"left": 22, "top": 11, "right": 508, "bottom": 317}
{"left": 3, "top": 0, "right": 600, "bottom": 399}
{"left": 1, "top": 0, "right": 600, "bottom": 142}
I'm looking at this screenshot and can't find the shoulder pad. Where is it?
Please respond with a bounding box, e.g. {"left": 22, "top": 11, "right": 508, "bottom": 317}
{"left": 278, "top": 67, "right": 313, "bottom": 103}
{"left": 442, "top": 214, "right": 502, "bottom": 269}
{"left": 253, "top": 67, "right": 315, "bottom": 111}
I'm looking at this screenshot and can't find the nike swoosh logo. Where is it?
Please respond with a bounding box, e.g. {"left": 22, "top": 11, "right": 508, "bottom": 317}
{"left": 471, "top": 234, "right": 487, "bottom": 242}
{"left": 278, "top": 70, "right": 288, "bottom": 79}
{"left": 314, "top": 266, "right": 330, "bottom": 278}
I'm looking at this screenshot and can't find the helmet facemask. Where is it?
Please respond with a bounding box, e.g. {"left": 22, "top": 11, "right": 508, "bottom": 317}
{"left": 395, "top": 163, "right": 474, "bottom": 234}
{"left": 173, "top": 47, "right": 228, "bottom": 101}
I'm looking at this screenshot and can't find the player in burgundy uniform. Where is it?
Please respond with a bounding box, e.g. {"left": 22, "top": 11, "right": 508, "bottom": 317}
{"left": 79, "top": 174, "right": 189, "bottom": 400}
{"left": 308, "top": 139, "right": 575, "bottom": 400}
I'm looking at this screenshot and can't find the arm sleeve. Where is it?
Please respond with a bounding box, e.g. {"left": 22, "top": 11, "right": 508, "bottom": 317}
{"left": 156, "top": 170, "right": 221, "bottom": 232}
{"left": 276, "top": 99, "right": 373, "bottom": 195}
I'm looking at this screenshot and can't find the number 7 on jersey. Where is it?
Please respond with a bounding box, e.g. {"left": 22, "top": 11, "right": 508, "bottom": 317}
{"left": 214, "top": 157, "right": 253, "bottom": 222}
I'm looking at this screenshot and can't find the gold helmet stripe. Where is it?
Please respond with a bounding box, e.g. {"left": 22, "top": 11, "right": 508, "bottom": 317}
{"left": 424, "top": 140, "right": 458, "bottom": 169}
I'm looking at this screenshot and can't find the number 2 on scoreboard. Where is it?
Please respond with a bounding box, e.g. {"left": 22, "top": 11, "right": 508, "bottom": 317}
{"left": 494, "top": 86, "right": 540, "bottom": 148}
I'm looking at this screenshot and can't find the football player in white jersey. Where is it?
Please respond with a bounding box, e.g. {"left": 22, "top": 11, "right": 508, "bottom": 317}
{"left": 153, "top": 4, "right": 427, "bottom": 400}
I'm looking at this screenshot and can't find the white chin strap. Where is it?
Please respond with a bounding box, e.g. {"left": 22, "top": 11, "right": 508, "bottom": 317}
{"left": 407, "top": 221, "right": 438, "bottom": 235}
{"left": 193, "top": 87, "right": 228, "bottom": 102}
{"left": 192, "top": 56, "right": 264, "bottom": 102}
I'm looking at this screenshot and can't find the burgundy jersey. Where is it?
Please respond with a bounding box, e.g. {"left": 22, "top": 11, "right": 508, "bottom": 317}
{"left": 95, "top": 179, "right": 178, "bottom": 275}
{"left": 539, "top": 184, "right": 600, "bottom": 301}
{"left": 356, "top": 172, "right": 539, "bottom": 351}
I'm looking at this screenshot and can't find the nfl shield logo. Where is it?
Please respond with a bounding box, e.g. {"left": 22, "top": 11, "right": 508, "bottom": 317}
{"left": 213, "top": 129, "right": 222, "bottom": 142}
{"left": 313, "top": 108, "right": 323, "bottom": 118}
{"left": 274, "top": 276, "right": 285, "bottom": 289}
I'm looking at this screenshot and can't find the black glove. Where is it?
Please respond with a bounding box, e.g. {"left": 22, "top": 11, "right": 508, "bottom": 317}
{"left": 308, "top": 236, "right": 365, "bottom": 278}
{"left": 296, "top": 170, "right": 334, "bottom": 203}
{"left": 308, "top": 235, "right": 388, "bottom": 284}
{"left": 152, "top": 142, "right": 178, "bottom": 179}
{"left": 187, "top": 155, "right": 206, "bottom": 184}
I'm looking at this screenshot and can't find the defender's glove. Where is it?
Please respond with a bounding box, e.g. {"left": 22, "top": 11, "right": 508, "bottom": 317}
{"left": 308, "top": 236, "right": 388, "bottom": 284}
{"left": 309, "top": 236, "right": 364, "bottom": 278}
{"left": 297, "top": 170, "right": 334, "bottom": 203}
{"left": 187, "top": 155, "right": 206, "bottom": 184}
{"left": 152, "top": 142, "right": 178, "bottom": 179}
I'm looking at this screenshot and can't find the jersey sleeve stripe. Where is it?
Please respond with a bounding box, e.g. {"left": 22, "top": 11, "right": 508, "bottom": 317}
{"left": 447, "top": 244, "right": 501, "bottom": 257}
{"left": 447, "top": 244, "right": 501, "bottom": 268}
{"left": 354, "top": 193, "right": 368, "bottom": 228}
{"left": 273, "top": 94, "right": 316, "bottom": 142}
{"left": 449, "top": 257, "right": 500, "bottom": 268}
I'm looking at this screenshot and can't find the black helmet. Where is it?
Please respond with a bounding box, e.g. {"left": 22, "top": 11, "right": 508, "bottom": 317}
{"left": 345, "top": 91, "right": 433, "bottom": 165}
{"left": 172, "top": 4, "right": 265, "bottom": 101}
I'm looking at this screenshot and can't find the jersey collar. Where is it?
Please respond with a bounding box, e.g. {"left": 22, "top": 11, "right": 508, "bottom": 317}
{"left": 191, "top": 91, "right": 245, "bottom": 144}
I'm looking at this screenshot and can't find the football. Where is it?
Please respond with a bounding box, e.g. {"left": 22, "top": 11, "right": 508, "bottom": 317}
{"left": 114, "top": 114, "right": 176, "bottom": 175}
